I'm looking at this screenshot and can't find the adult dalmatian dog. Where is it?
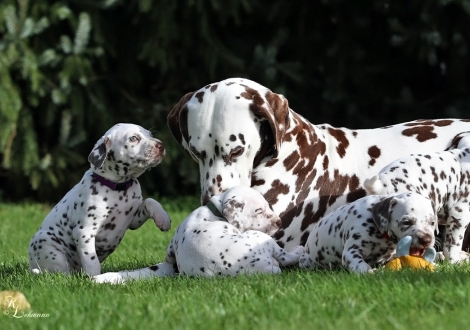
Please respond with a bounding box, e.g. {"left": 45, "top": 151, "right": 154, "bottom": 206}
{"left": 299, "top": 192, "right": 436, "bottom": 273}
{"left": 364, "top": 146, "right": 470, "bottom": 263}
{"left": 167, "top": 77, "right": 470, "bottom": 252}
{"left": 93, "top": 186, "right": 303, "bottom": 283}
{"left": 29, "top": 123, "right": 171, "bottom": 276}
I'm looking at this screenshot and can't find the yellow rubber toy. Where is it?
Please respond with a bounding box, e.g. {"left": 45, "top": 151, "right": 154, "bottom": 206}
{"left": 385, "top": 236, "right": 436, "bottom": 271}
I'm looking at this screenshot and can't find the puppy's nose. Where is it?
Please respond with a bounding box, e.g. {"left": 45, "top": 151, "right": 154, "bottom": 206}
{"left": 418, "top": 233, "right": 432, "bottom": 247}
{"left": 275, "top": 219, "right": 282, "bottom": 228}
{"left": 155, "top": 141, "right": 165, "bottom": 153}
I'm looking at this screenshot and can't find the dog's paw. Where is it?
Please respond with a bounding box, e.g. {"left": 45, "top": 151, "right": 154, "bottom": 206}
{"left": 31, "top": 268, "right": 41, "bottom": 274}
{"left": 93, "top": 273, "right": 125, "bottom": 284}
{"left": 292, "top": 246, "right": 305, "bottom": 256}
{"left": 153, "top": 211, "right": 171, "bottom": 232}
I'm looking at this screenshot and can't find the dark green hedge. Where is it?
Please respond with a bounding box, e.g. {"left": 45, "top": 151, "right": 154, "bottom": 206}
{"left": 1, "top": 0, "right": 470, "bottom": 201}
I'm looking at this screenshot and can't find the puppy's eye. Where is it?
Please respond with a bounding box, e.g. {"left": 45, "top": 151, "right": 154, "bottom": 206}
{"left": 255, "top": 208, "right": 263, "bottom": 214}
{"left": 402, "top": 219, "right": 413, "bottom": 227}
{"left": 129, "top": 136, "right": 138, "bottom": 142}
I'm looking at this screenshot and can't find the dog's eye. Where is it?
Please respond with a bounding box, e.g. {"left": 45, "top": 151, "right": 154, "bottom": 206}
{"left": 402, "top": 219, "right": 413, "bottom": 227}
{"left": 255, "top": 208, "right": 263, "bottom": 214}
{"left": 129, "top": 136, "right": 139, "bottom": 142}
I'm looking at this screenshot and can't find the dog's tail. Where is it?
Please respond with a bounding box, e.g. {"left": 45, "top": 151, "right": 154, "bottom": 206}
{"left": 363, "top": 175, "right": 384, "bottom": 195}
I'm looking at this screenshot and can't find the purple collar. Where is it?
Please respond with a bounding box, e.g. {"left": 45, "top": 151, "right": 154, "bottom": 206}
{"left": 91, "top": 172, "right": 133, "bottom": 191}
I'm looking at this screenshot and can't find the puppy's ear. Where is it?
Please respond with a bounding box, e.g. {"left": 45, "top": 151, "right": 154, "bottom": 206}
{"left": 222, "top": 196, "right": 244, "bottom": 230}
{"left": 371, "top": 196, "right": 397, "bottom": 233}
{"left": 88, "top": 136, "right": 111, "bottom": 169}
{"left": 167, "top": 92, "right": 195, "bottom": 146}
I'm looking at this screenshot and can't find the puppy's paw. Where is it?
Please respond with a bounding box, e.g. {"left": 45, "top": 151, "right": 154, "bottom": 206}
{"left": 153, "top": 211, "right": 171, "bottom": 232}
{"left": 93, "top": 272, "right": 125, "bottom": 284}
{"left": 292, "top": 246, "right": 305, "bottom": 256}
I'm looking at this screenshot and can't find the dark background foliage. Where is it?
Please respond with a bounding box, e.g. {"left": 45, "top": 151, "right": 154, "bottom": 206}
{"left": 1, "top": 0, "right": 470, "bottom": 202}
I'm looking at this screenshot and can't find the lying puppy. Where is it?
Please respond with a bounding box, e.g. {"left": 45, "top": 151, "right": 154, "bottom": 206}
{"left": 299, "top": 192, "right": 436, "bottom": 273}
{"left": 364, "top": 147, "right": 470, "bottom": 263}
{"left": 29, "top": 123, "right": 171, "bottom": 276}
{"left": 93, "top": 186, "right": 303, "bottom": 283}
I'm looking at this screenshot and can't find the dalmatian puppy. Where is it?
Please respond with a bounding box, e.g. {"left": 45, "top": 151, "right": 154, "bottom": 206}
{"left": 167, "top": 77, "right": 470, "bottom": 251}
{"left": 364, "top": 147, "right": 470, "bottom": 263}
{"left": 29, "top": 123, "right": 171, "bottom": 276}
{"left": 299, "top": 192, "right": 437, "bottom": 273}
{"left": 93, "top": 186, "right": 304, "bottom": 283}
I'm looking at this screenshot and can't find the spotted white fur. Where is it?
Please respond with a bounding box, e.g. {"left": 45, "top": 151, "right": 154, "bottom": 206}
{"left": 299, "top": 192, "right": 436, "bottom": 273}
{"left": 93, "top": 186, "right": 303, "bottom": 283}
{"left": 364, "top": 146, "right": 470, "bottom": 263}
{"left": 29, "top": 123, "right": 171, "bottom": 276}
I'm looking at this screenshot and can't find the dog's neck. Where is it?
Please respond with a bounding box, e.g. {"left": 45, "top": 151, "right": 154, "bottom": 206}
{"left": 206, "top": 201, "right": 227, "bottom": 221}
{"left": 90, "top": 171, "right": 134, "bottom": 191}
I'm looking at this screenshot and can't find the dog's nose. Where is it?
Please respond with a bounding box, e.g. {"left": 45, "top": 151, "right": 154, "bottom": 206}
{"left": 418, "top": 233, "right": 432, "bottom": 247}
{"left": 155, "top": 141, "right": 165, "bottom": 153}
{"left": 275, "top": 219, "right": 282, "bottom": 228}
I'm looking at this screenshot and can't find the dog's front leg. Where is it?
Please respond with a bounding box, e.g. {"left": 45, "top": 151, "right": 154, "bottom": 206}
{"left": 129, "top": 198, "right": 171, "bottom": 231}
{"left": 342, "top": 242, "right": 373, "bottom": 274}
{"left": 444, "top": 207, "right": 470, "bottom": 263}
{"left": 73, "top": 228, "right": 101, "bottom": 276}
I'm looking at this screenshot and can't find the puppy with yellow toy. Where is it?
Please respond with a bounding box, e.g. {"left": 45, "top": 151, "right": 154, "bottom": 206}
{"left": 385, "top": 236, "right": 436, "bottom": 271}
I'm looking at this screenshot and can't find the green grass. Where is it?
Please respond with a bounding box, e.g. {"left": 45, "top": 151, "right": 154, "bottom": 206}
{"left": 1, "top": 198, "right": 470, "bottom": 330}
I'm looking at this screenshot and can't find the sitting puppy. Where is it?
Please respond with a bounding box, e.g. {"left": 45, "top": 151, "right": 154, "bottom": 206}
{"left": 299, "top": 192, "right": 436, "bottom": 273}
{"left": 93, "top": 186, "right": 303, "bottom": 283}
{"left": 29, "top": 123, "right": 171, "bottom": 276}
{"left": 364, "top": 147, "right": 470, "bottom": 263}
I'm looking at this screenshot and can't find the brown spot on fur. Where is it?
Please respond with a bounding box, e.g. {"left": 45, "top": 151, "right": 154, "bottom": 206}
{"left": 251, "top": 176, "right": 266, "bottom": 187}
{"left": 210, "top": 84, "right": 218, "bottom": 92}
{"left": 368, "top": 146, "right": 381, "bottom": 166}
{"left": 323, "top": 156, "right": 329, "bottom": 170}
{"left": 195, "top": 91, "right": 204, "bottom": 103}
{"left": 264, "top": 180, "right": 290, "bottom": 205}
{"left": 328, "top": 128, "right": 349, "bottom": 158}
{"left": 240, "top": 86, "right": 264, "bottom": 105}
{"left": 238, "top": 133, "right": 246, "bottom": 145}
{"left": 402, "top": 119, "right": 455, "bottom": 142}
{"left": 402, "top": 126, "right": 437, "bottom": 142}
{"left": 298, "top": 170, "right": 362, "bottom": 229}
{"left": 277, "top": 201, "right": 303, "bottom": 231}
{"left": 404, "top": 119, "right": 454, "bottom": 127}
{"left": 283, "top": 151, "right": 300, "bottom": 172}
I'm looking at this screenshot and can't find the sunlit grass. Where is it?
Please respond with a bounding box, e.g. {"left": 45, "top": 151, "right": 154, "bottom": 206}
{"left": 1, "top": 199, "right": 470, "bottom": 330}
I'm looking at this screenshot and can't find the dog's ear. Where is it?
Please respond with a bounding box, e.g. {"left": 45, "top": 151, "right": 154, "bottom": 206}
{"left": 167, "top": 92, "right": 194, "bottom": 146}
{"left": 222, "top": 196, "right": 244, "bottom": 230}
{"left": 250, "top": 91, "right": 289, "bottom": 158}
{"left": 371, "top": 196, "right": 398, "bottom": 233}
{"left": 88, "top": 136, "right": 111, "bottom": 169}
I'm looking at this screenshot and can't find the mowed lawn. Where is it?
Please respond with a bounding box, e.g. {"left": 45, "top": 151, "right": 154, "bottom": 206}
{"left": 1, "top": 198, "right": 470, "bottom": 330}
